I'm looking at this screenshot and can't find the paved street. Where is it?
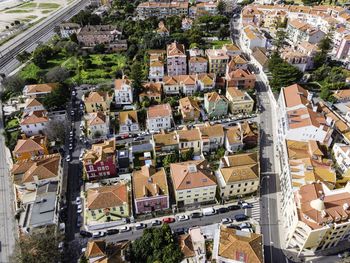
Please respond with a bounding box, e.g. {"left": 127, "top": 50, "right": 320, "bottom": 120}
{"left": 0, "top": 100, "right": 16, "bottom": 263}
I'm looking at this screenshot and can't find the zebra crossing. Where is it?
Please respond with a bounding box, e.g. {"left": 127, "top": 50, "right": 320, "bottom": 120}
{"left": 247, "top": 199, "right": 261, "bottom": 222}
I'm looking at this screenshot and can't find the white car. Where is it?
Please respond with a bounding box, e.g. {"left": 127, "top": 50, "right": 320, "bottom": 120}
{"left": 241, "top": 228, "right": 254, "bottom": 233}
{"left": 75, "top": 197, "right": 81, "bottom": 205}
{"left": 92, "top": 231, "right": 106, "bottom": 238}
{"left": 79, "top": 150, "right": 85, "bottom": 161}
{"left": 69, "top": 131, "right": 74, "bottom": 136}
{"left": 221, "top": 218, "right": 233, "bottom": 225}
{"left": 119, "top": 226, "right": 131, "bottom": 233}
{"left": 65, "top": 155, "right": 71, "bottom": 162}
{"left": 177, "top": 215, "right": 189, "bottom": 221}
{"left": 72, "top": 91, "right": 76, "bottom": 96}
{"left": 77, "top": 204, "right": 82, "bottom": 213}
{"left": 69, "top": 144, "right": 73, "bottom": 150}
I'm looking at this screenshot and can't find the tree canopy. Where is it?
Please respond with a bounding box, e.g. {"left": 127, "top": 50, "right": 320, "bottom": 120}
{"left": 130, "top": 224, "right": 183, "bottom": 263}
{"left": 268, "top": 53, "right": 303, "bottom": 91}
{"left": 32, "top": 45, "right": 54, "bottom": 68}
{"left": 42, "top": 84, "right": 70, "bottom": 111}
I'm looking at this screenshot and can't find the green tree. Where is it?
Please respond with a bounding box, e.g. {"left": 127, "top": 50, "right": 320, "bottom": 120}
{"left": 218, "top": 27, "right": 229, "bottom": 40}
{"left": 93, "top": 43, "right": 106, "bottom": 53}
{"left": 268, "top": 53, "right": 303, "bottom": 91}
{"left": 45, "top": 66, "right": 70, "bottom": 83}
{"left": 32, "top": 45, "right": 54, "bottom": 68}
{"left": 217, "top": 0, "right": 226, "bottom": 15}
{"left": 16, "top": 51, "right": 31, "bottom": 63}
{"left": 10, "top": 226, "right": 61, "bottom": 263}
{"left": 180, "top": 148, "right": 194, "bottom": 162}
{"left": 273, "top": 30, "right": 287, "bottom": 51}
{"left": 130, "top": 61, "right": 143, "bottom": 93}
{"left": 42, "top": 84, "right": 70, "bottom": 111}
{"left": 162, "top": 152, "right": 179, "bottom": 168}
{"left": 2, "top": 75, "right": 25, "bottom": 94}
{"left": 64, "top": 41, "right": 79, "bottom": 56}
{"left": 130, "top": 224, "right": 183, "bottom": 263}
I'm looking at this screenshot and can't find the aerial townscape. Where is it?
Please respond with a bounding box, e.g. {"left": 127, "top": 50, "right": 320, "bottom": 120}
{"left": 1, "top": 0, "right": 350, "bottom": 262}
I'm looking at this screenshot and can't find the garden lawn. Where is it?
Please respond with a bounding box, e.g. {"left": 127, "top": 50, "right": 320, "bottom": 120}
{"left": 5, "top": 118, "right": 19, "bottom": 129}
{"left": 19, "top": 2, "right": 37, "bottom": 8}
{"left": 209, "top": 39, "right": 232, "bottom": 48}
{"left": 38, "top": 3, "right": 60, "bottom": 9}
{"left": 5, "top": 9, "right": 33, "bottom": 13}
{"left": 19, "top": 63, "right": 42, "bottom": 80}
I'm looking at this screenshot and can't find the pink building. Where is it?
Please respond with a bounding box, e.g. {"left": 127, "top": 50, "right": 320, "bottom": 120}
{"left": 167, "top": 42, "right": 187, "bottom": 76}
{"left": 132, "top": 165, "right": 169, "bottom": 214}
{"left": 82, "top": 139, "right": 116, "bottom": 181}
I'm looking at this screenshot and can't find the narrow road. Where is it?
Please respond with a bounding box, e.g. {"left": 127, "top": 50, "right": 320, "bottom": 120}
{"left": 0, "top": 100, "right": 16, "bottom": 262}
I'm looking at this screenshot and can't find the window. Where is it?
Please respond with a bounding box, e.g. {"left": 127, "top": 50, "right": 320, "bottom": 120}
{"left": 120, "top": 206, "right": 124, "bottom": 212}
{"left": 98, "top": 209, "right": 103, "bottom": 213}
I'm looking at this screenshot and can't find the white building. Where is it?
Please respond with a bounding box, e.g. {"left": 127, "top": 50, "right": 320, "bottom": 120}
{"left": 240, "top": 25, "right": 267, "bottom": 53}
{"left": 277, "top": 84, "right": 333, "bottom": 146}
{"left": 20, "top": 110, "right": 49, "bottom": 136}
{"left": 333, "top": 143, "right": 350, "bottom": 175}
{"left": 119, "top": 110, "right": 139, "bottom": 134}
{"left": 146, "top": 103, "right": 173, "bottom": 131}
{"left": 86, "top": 111, "right": 110, "bottom": 140}
{"left": 114, "top": 77, "right": 133, "bottom": 105}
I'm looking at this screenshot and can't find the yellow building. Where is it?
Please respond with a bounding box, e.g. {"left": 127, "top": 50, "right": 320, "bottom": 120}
{"left": 85, "top": 182, "right": 129, "bottom": 225}
{"left": 170, "top": 159, "right": 217, "bottom": 206}
{"left": 12, "top": 135, "right": 48, "bottom": 161}
{"left": 205, "top": 48, "right": 229, "bottom": 76}
{"left": 226, "top": 87, "right": 254, "bottom": 114}
{"left": 216, "top": 152, "right": 259, "bottom": 199}
{"left": 83, "top": 91, "right": 113, "bottom": 113}
{"left": 177, "top": 128, "right": 202, "bottom": 155}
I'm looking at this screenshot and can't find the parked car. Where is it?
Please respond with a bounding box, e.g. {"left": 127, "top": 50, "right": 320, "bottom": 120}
{"left": 119, "top": 226, "right": 131, "bottom": 233}
{"left": 241, "top": 202, "right": 253, "bottom": 209}
{"left": 226, "top": 224, "right": 241, "bottom": 230}
{"left": 240, "top": 222, "right": 253, "bottom": 229}
{"left": 75, "top": 197, "right": 81, "bottom": 205}
{"left": 151, "top": 220, "right": 162, "bottom": 226}
{"left": 218, "top": 207, "right": 229, "bottom": 214}
{"left": 173, "top": 228, "right": 186, "bottom": 235}
{"left": 177, "top": 215, "right": 189, "bottom": 221}
{"left": 92, "top": 231, "right": 106, "bottom": 238}
{"left": 106, "top": 229, "right": 119, "bottom": 235}
{"left": 202, "top": 207, "right": 216, "bottom": 216}
{"left": 65, "top": 155, "right": 71, "bottom": 162}
{"left": 221, "top": 218, "right": 233, "bottom": 224}
{"left": 77, "top": 204, "right": 82, "bottom": 213}
{"left": 80, "top": 230, "right": 92, "bottom": 238}
{"left": 135, "top": 223, "right": 147, "bottom": 230}
{"left": 191, "top": 212, "right": 202, "bottom": 218}
{"left": 234, "top": 214, "right": 248, "bottom": 222}
{"left": 162, "top": 217, "right": 175, "bottom": 223}
{"left": 241, "top": 228, "right": 254, "bottom": 233}
{"left": 76, "top": 216, "right": 82, "bottom": 228}
{"left": 227, "top": 205, "right": 241, "bottom": 211}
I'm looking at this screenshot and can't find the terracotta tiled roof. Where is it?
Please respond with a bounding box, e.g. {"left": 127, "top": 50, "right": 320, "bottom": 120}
{"left": 206, "top": 49, "right": 229, "bottom": 60}
{"left": 205, "top": 92, "right": 228, "bottom": 103}
{"left": 298, "top": 182, "right": 350, "bottom": 229}
{"left": 153, "top": 131, "right": 178, "bottom": 147}
{"left": 133, "top": 165, "right": 168, "bottom": 199}
{"left": 199, "top": 124, "right": 224, "bottom": 139}
{"left": 147, "top": 103, "right": 172, "bottom": 118}
{"left": 119, "top": 110, "right": 138, "bottom": 124}
{"left": 84, "top": 91, "right": 111, "bottom": 103}
{"left": 177, "top": 128, "right": 201, "bottom": 142}
{"left": 11, "top": 154, "right": 60, "bottom": 184}
{"left": 189, "top": 56, "right": 207, "bottom": 63}
{"left": 20, "top": 110, "right": 48, "bottom": 125}
{"left": 197, "top": 73, "right": 215, "bottom": 85}
{"left": 140, "top": 82, "right": 162, "bottom": 97}
{"left": 167, "top": 42, "right": 185, "bottom": 57}
{"left": 87, "top": 182, "right": 128, "bottom": 210}
{"left": 333, "top": 89, "right": 350, "bottom": 101}
{"left": 226, "top": 126, "right": 242, "bottom": 144}
{"left": 282, "top": 84, "right": 310, "bottom": 108}
{"left": 25, "top": 83, "right": 58, "bottom": 94}
{"left": 218, "top": 227, "right": 263, "bottom": 263}
{"left": 178, "top": 234, "right": 195, "bottom": 258}
{"left": 83, "top": 139, "right": 115, "bottom": 164}
{"left": 25, "top": 98, "right": 43, "bottom": 108}
{"left": 114, "top": 77, "right": 132, "bottom": 90}
{"left": 179, "top": 97, "right": 201, "bottom": 119}
{"left": 170, "top": 160, "right": 217, "bottom": 190}
{"left": 228, "top": 69, "right": 255, "bottom": 80}
{"left": 13, "top": 135, "right": 46, "bottom": 154}
{"left": 227, "top": 87, "right": 245, "bottom": 98}
{"left": 85, "top": 240, "right": 106, "bottom": 258}
{"left": 88, "top": 111, "right": 107, "bottom": 126}
{"left": 163, "top": 75, "right": 196, "bottom": 86}
{"left": 223, "top": 43, "right": 240, "bottom": 51}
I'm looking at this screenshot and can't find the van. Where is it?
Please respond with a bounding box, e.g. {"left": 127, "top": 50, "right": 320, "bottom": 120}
{"left": 202, "top": 207, "right": 216, "bottom": 216}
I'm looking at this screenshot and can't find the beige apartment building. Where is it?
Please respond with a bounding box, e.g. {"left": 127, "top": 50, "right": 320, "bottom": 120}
{"left": 170, "top": 160, "right": 217, "bottom": 206}
{"left": 226, "top": 87, "right": 254, "bottom": 114}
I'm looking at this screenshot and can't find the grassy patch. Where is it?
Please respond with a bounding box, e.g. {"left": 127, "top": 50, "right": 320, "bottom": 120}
{"left": 41, "top": 9, "right": 53, "bottom": 14}
{"left": 5, "top": 9, "right": 33, "bottom": 13}
{"left": 26, "top": 15, "right": 38, "bottom": 19}
{"left": 19, "top": 2, "right": 37, "bottom": 8}
{"left": 19, "top": 63, "right": 42, "bottom": 80}
{"left": 38, "top": 3, "right": 60, "bottom": 9}
{"left": 62, "top": 57, "right": 78, "bottom": 70}
{"left": 5, "top": 118, "right": 19, "bottom": 129}
{"left": 209, "top": 39, "right": 232, "bottom": 48}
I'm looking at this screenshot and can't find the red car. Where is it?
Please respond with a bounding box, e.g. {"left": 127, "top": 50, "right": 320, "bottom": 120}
{"left": 162, "top": 217, "right": 175, "bottom": 224}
